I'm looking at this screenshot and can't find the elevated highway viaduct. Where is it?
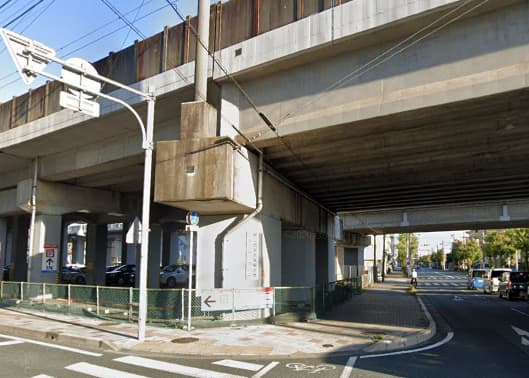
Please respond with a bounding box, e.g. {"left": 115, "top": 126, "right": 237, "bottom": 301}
{"left": 1, "top": 0, "right": 528, "bottom": 289}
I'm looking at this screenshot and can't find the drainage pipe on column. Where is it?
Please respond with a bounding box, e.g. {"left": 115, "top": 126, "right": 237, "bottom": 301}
{"left": 221, "top": 151, "right": 263, "bottom": 287}
{"left": 27, "top": 157, "right": 38, "bottom": 283}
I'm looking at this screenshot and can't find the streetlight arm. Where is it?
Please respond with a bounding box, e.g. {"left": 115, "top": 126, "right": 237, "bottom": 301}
{"left": 25, "top": 48, "right": 152, "bottom": 100}
{"left": 33, "top": 68, "right": 149, "bottom": 148}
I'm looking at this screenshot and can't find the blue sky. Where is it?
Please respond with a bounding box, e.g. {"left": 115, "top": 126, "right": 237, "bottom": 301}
{"left": 0, "top": 0, "right": 208, "bottom": 102}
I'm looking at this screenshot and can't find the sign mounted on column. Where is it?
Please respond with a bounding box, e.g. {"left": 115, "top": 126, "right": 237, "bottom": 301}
{"left": 41, "top": 243, "right": 58, "bottom": 272}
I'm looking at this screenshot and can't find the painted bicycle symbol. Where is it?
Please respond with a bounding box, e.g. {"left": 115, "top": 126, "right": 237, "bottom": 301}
{"left": 286, "top": 362, "right": 336, "bottom": 374}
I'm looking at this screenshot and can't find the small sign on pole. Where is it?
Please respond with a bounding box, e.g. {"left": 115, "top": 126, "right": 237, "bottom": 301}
{"left": 59, "top": 58, "right": 101, "bottom": 118}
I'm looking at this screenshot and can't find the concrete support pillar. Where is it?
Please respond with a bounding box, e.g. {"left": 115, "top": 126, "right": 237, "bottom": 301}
{"left": 30, "top": 214, "right": 62, "bottom": 283}
{"left": 281, "top": 230, "right": 316, "bottom": 287}
{"left": 148, "top": 224, "right": 162, "bottom": 288}
{"left": 315, "top": 235, "right": 329, "bottom": 285}
{"left": 11, "top": 216, "right": 29, "bottom": 282}
{"left": 61, "top": 222, "right": 69, "bottom": 267}
{"left": 121, "top": 223, "right": 128, "bottom": 265}
{"left": 86, "top": 224, "right": 107, "bottom": 286}
{"left": 0, "top": 218, "right": 6, "bottom": 278}
{"left": 161, "top": 228, "right": 171, "bottom": 267}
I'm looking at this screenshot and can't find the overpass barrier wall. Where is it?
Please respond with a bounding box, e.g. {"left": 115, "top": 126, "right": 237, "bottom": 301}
{"left": 0, "top": 0, "right": 352, "bottom": 131}
{"left": 0, "top": 278, "right": 361, "bottom": 327}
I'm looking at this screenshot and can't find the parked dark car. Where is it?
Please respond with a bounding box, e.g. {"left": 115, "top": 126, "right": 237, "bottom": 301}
{"left": 499, "top": 271, "right": 529, "bottom": 300}
{"left": 106, "top": 264, "right": 136, "bottom": 287}
{"left": 2, "top": 264, "right": 10, "bottom": 281}
{"left": 61, "top": 265, "right": 87, "bottom": 284}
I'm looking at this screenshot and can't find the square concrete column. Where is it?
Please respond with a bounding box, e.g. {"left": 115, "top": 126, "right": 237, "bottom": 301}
{"left": 85, "top": 224, "right": 107, "bottom": 286}
{"left": 0, "top": 218, "right": 6, "bottom": 277}
{"left": 147, "top": 224, "right": 162, "bottom": 288}
{"left": 161, "top": 228, "right": 171, "bottom": 267}
{"left": 11, "top": 216, "right": 29, "bottom": 282}
{"left": 30, "top": 214, "right": 62, "bottom": 284}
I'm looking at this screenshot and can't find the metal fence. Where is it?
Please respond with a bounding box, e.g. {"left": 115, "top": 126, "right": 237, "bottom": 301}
{"left": 0, "top": 278, "right": 361, "bottom": 327}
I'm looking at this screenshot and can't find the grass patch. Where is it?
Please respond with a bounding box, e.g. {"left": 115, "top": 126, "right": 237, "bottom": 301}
{"left": 371, "top": 334, "right": 384, "bottom": 344}
{"left": 409, "top": 286, "right": 417, "bottom": 296}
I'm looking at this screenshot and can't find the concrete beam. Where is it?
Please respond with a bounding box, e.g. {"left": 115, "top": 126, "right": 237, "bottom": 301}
{"left": 16, "top": 179, "right": 121, "bottom": 216}
{"left": 341, "top": 200, "right": 529, "bottom": 233}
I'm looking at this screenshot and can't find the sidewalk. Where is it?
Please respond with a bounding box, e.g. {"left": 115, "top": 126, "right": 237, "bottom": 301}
{"left": 0, "top": 272, "right": 434, "bottom": 357}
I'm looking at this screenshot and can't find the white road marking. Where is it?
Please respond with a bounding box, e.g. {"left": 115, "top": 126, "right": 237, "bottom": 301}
{"left": 115, "top": 356, "right": 246, "bottom": 378}
{"left": 65, "top": 362, "right": 148, "bottom": 378}
{"left": 213, "top": 359, "right": 263, "bottom": 371}
{"left": 512, "top": 308, "right": 529, "bottom": 317}
{"left": 0, "top": 340, "right": 23, "bottom": 346}
{"left": 31, "top": 375, "right": 55, "bottom": 378}
{"left": 0, "top": 333, "right": 102, "bottom": 357}
{"left": 361, "top": 332, "right": 454, "bottom": 359}
{"left": 251, "top": 361, "right": 279, "bottom": 378}
{"left": 339, "top": 357, "right": 357, "bottom": 378}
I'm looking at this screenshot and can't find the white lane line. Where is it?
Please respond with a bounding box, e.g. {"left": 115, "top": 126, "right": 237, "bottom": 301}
{"left": 115, "top": 356, "right": 246, "bottom": 378}
{"left": 65, "top": 362, "right": 149, "bottom": 378}
{"left": 361, "top": 332, "right": 454, "bottom": 359}
{"left": 0, "top": 333, "right": 102, "bottom": 357}
{"left": 512, "top": 308, "right": 529, "bottom": 317}
{"left": 339, "top": 357, "right": 357, "bottom": 378}
{"left": 213, "top": 359, "right": 263, "bottom": 371}
{"left": 251, "top": 361, "right": 279, "bottom": 378}
{"left": 0, "top": 340, "right": 23, "bottom": 346}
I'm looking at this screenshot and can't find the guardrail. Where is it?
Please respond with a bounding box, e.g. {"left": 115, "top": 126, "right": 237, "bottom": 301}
{"left": 0, "top": 278, "right": 361, "bottom": 327}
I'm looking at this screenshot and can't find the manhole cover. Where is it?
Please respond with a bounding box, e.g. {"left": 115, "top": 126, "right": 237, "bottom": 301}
{"left": 171, "top": 337, "right": 199, "bottom": 344}
{"left": 322, "top": 344, "right": 334, "bottom": 348}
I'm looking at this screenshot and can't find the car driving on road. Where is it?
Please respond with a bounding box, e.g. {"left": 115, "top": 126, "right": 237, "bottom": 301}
{"left": 483, "top": 268, "right": 511, "bottom": 294}
{"left": 467, "top": 268, "right": 489, "bottom": 290}
{"left": 498, "top": 271, "right": 529, "bottom": 300}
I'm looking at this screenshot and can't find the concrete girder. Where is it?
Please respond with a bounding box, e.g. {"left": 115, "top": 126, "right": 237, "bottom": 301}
{"left": 340, "top": 200, "right": 529, "bottom": 234}
{"left": 16, "top": 179, "right": 121, "bottom": 216}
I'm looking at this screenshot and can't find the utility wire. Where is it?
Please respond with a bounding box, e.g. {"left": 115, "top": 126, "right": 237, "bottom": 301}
{"left": 3, "top": 0, "right": 44, "bottom": 28}
{"left": 121, "top": 0, "right": 145, "bottom": 48}
{"left": 0, "top": 0, "right": 14, "bottom": 11}
{"left": 99, "top": 0, "right": 146, "bottom": 39}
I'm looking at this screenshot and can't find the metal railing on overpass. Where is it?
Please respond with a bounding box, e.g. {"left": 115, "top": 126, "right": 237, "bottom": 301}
{"left": 0, "top": 278, "right": 361, "bottom": 327}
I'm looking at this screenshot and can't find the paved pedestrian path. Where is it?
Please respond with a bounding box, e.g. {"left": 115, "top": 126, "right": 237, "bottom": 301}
{"left": 0, "top": 272, "right": 434, "bottom": 357}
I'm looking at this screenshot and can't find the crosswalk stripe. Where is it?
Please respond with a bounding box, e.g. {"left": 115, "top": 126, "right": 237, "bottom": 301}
{"left": 65, "top": 362, "right": 149, "bottom": 378}
{"left": 115, "top": 356, "right": 246, "bottom": 378}
{"left": 213, "top": 359, "right": 263, "bottom": 371}
{"left": 0, "top": 340, "right": 23, "bottom": 346}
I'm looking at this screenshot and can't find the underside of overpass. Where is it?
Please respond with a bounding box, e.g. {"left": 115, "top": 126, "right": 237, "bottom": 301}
{"left": 258, "top": 88, "right": 529, "bottom": 214}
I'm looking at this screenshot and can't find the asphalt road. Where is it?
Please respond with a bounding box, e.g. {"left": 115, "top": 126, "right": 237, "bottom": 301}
{"left": 2, "top": 269, "right": 529, "bottom": 377}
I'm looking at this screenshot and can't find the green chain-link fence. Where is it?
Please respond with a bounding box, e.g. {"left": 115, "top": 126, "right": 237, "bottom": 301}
{"left": 0, "top": 277, "right": 361, "bottom": 327}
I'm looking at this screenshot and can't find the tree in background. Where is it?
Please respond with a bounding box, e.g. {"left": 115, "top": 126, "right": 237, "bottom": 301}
{"left": 505, "top": 228, "right": 529, "bottom": 270}
{"left": 483, "top": 230, "right": 516, "bottom": 267}
{"left": 396, "top": 233, "right": 418, "bottom": 274}
{"left": 451, "top": 238, "right": 482, "bottom": 270}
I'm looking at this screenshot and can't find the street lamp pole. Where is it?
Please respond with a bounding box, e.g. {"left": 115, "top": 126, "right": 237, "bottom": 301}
{"left": 1, "top": 28, "right": 155, "bottom": 341}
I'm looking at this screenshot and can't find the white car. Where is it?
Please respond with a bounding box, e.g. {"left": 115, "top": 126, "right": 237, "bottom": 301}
{"left": 483, "top": 268, "right": 511, "bottom": 294}
{"left": 159, "top": 264, "right": 189, "bottom": 288}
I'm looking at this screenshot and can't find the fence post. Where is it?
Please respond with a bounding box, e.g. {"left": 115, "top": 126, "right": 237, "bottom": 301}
{"left": 181, "top": 289, "right": 184, "bottom": 321}
{"left": 129, "top": 287, "right": 133, "bottom": 322}
{"left": 96, "top": 286, "right": 100, "bottom": 315}
{"left": 311, "top": 287, "right": 315, "bottom": 315}
{"left": 272, "top": 287, "right": 276, "bottom": 317}
{"left": 1, "top": 281, "right": 3, "bottom": 300}
{"left": 42, "top": 283, "right": 45, "bottom": 305}
{"left": 232, "top": 288, "right": 236, "bottom": 322}
{"left": 20, "top": 282, "right": 23, "bottom": 301}
{"left": 68, "top": 284, "right": 71, "bottom": 306}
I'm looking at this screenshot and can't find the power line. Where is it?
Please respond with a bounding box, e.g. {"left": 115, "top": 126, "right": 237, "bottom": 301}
{"left": 0, "top": 0, "right": 15, "bottom": 11}
{"left": 121, "top": 0, "right": 145, "bottom": 48}
{"left": 3, "top": 0, "right": 45, "bottom": 28}
{"left": 99, "top": 0, "right": 146, "bottom": 40}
